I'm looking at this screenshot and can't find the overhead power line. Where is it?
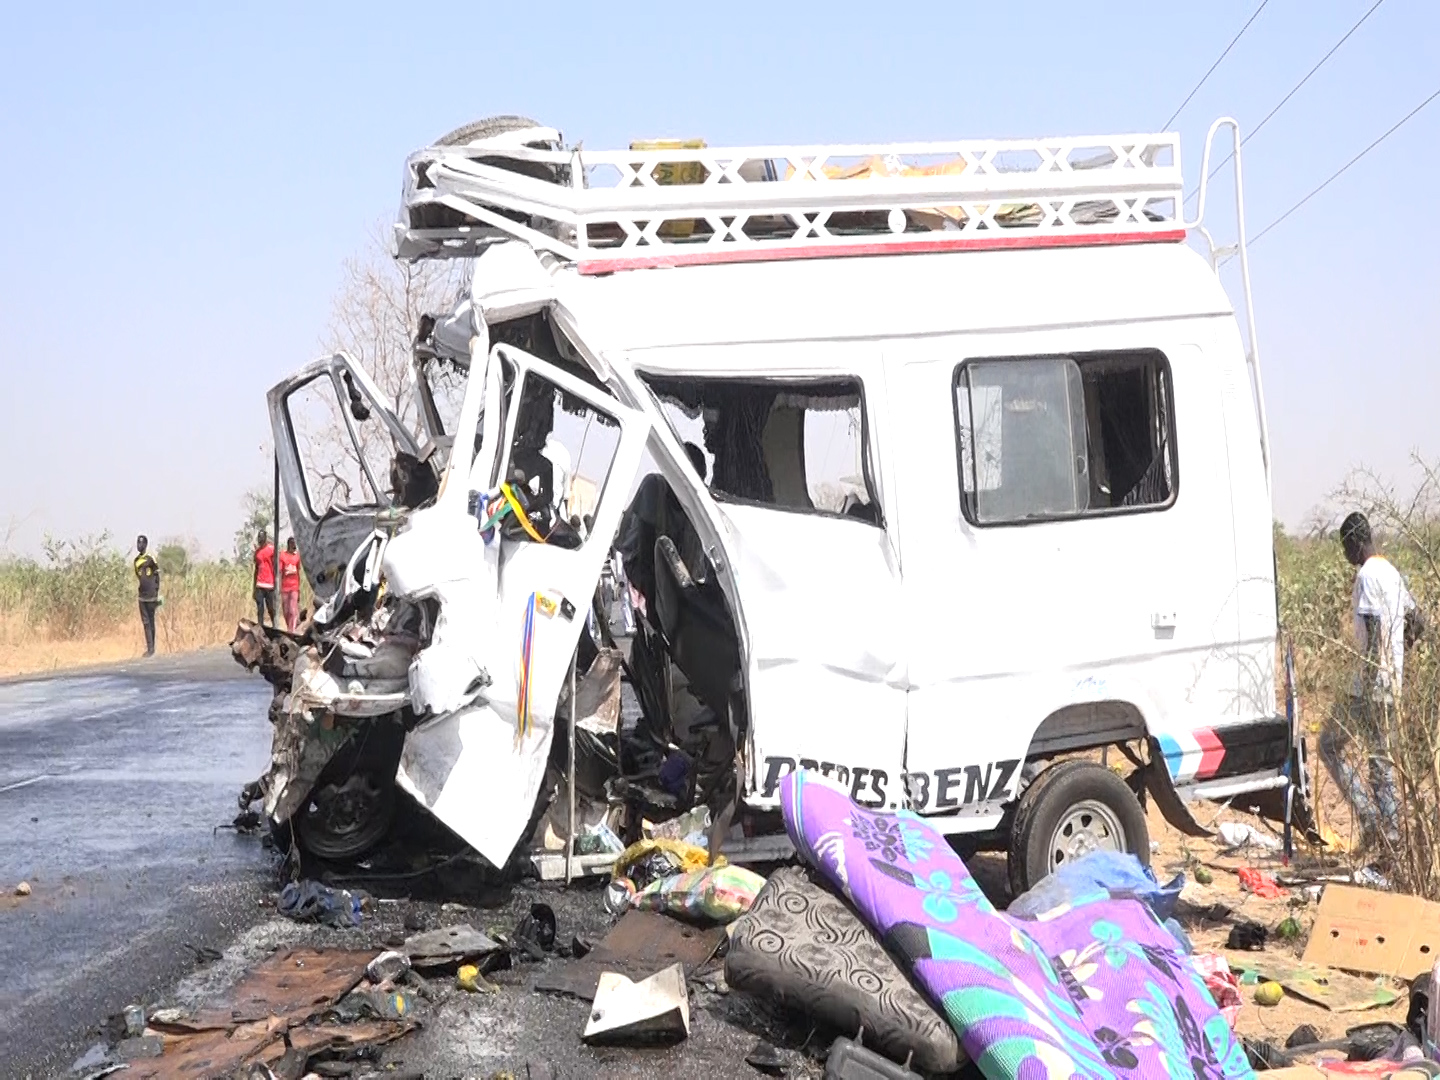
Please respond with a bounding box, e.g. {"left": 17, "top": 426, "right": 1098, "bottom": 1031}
{"left": 1164, "top": 0, "right": 1271, "bottom": 130}
{"left": 1247, "top": 87, "right": 1440, "bottom": 249}
{"left": 1189, "top": 0, "right": 1389, "bottom": 201}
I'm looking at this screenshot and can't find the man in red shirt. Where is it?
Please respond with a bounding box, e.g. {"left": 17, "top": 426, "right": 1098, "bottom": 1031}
{"left": 279, "top": 537, "right": 302, "bottom": 632}
{"left": 253, "top": 530, "right": 277, "bottom": 627}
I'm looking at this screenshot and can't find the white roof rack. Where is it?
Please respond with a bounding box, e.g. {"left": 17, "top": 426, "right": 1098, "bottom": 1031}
{"left": 394, "top": 131, "right": 1185, "bottom": 274}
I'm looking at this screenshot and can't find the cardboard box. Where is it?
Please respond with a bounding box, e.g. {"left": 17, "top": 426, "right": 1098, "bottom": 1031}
{"left": 1304, "top": 883, "right": 1440, "bottom": 978}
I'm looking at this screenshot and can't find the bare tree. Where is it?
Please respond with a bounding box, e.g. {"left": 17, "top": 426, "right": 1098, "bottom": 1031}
{"left": 288, "top": 227, "right": 466, "bottom": 512}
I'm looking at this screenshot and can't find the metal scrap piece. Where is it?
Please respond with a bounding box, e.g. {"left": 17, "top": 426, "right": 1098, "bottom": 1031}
{"left": 533, "top": 909, "right": 724, "bottom": 1001}
{"left": 582, "top": 962, "right": 689, "bottom": 1045}
{"left": 402, "top": 924, "right": 505, "bottom": 970}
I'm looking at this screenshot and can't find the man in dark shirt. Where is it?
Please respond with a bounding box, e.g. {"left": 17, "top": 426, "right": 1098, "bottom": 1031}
{"left": 134, "top": 534, "right": 161, "bottom": 657}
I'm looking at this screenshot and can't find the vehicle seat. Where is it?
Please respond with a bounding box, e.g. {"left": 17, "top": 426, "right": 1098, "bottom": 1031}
{"left": 653, "top": 535, "right": 739, "bottom": 716}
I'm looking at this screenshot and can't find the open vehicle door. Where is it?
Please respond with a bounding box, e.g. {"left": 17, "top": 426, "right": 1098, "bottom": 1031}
{"left": 393, "top": 343, "right": 649, "bottom": 868}
{"left": 268, "top": 354, "right": 422, "bottom": 599}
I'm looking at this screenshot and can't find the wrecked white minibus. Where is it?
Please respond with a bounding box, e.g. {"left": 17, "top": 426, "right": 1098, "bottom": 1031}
{"left": 236, "top": 116, "right": 1310, "bottom": 895}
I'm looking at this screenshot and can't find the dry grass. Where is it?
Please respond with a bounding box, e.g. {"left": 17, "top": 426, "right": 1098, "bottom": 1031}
{"left": 0, "top": 535, "right": 312, "bottom": 678}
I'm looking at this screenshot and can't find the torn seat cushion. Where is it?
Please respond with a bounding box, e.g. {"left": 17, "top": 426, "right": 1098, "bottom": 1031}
{"left": 726, "top": 865, "right": 961, "bottom": 1074}
{"left": 780, "top": 771, "right": 1255, "bottom": 1079}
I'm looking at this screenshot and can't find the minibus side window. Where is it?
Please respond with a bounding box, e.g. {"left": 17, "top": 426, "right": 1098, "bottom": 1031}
{"left": 953, "top": 349, "right": 1177, "bottom": 525}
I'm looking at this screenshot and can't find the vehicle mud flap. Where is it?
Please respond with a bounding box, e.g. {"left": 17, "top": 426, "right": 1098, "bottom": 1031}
{"left": 1139, "top": 737, "right": 1212, "bottom": 840}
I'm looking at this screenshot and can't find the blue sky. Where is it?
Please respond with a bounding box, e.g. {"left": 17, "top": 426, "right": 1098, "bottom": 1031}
{"left": 1, "top": 1, "right": 1436, "bottom": 557}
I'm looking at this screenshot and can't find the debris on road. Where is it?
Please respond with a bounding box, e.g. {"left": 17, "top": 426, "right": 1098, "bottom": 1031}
{"left": 277, "top": 880, "right": 364, "bottom": 927}
{"left": 1238, "top": 865, "right": 1287, "bottom": 899}
{"left": 402, "top": 923, "right": 504, "bottom": 970}
{"left": 1229, "top": 952, "right": 1401, "bottom": 1012}
{"left": 14, "top": 880, "right": 30, "bottom": 897}
{"left": 456, "top": 963, "right": 496, "bottom": 993}
{"left": 630, "top": 863, "right": 765, "bottom": 923}
{"left": 535, "top": 909, "right": 725, "bottom": 1002}
{"left": 582, "top": 962, "right": 689, "bottom": 1045}
{"left": 365, "top": 949, "right": 410, "bottom": 983}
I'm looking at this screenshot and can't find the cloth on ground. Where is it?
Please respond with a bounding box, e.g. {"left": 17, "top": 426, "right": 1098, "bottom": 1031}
{"left": 726, "top": 865, "right": 963, "bottom": 1075}
{"left": 780, "top": 771, "right": 1254, "bottom": 1079}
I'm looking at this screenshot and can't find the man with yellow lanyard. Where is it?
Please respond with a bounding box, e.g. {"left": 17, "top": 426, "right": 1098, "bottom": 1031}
{"left": 134, "top": 534, "right": 161, "bottom": 657}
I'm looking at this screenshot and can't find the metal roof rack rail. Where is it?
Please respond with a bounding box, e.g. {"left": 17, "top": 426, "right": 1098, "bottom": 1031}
{"left": 394, "top": 131, "right": 1186, "bottom": 273}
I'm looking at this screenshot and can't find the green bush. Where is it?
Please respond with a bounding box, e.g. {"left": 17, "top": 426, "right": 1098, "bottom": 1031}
{"left": 157, "top": 543, "right": 191, "bottom": 578}
{"left": 34, "top": 533, "right": 133, "bottom": 637}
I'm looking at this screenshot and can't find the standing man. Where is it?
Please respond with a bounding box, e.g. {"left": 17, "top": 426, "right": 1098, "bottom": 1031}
{"left": 253, "top": 530, "right": 277, "bottom": 627}
{"left": 1318, "top": 512, "right": 1425, "bottom": 851}
{"left": 278, "top": 537, "right": 302, "bottom": 632}
{"left": 133, "top": 535, "right": 161, "bottom": 657}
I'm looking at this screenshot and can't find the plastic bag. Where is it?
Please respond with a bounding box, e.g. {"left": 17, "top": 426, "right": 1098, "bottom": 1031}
{"left": 632, "top": 865, "right": 766, "bottom": 923}
{"left": 611, "top": 838, "right": 718, "bottom": 890}
{"left": 1008, "top": 850, "right": 1184, "bottom": 922}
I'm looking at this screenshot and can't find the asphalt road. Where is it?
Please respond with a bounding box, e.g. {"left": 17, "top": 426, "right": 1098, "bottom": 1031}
{"left": 0, "top": 650, "right": 275, "bottom": 1078}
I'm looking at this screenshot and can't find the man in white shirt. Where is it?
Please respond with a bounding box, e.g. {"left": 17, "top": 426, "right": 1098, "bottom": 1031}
{"left": 1318, "top": 512, "right": 1423, "bottom": 849}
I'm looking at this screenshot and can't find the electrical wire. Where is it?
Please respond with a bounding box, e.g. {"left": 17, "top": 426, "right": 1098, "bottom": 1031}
{"left": 1188, "top": 0, "right": 1389, "bottom": 201}
{"left": 1164, "top": 0, "right": 1271, "bottom": 130}
{"left": 1246, "top": 87, "right": 1440, "bottom": 250}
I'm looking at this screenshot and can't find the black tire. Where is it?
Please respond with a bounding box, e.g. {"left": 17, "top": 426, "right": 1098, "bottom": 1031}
{"left": 294, "top": 772, "right": 397, "bottom": 862}
{"left": 1006, "top": 759, "right": 1149, "bottom": 900}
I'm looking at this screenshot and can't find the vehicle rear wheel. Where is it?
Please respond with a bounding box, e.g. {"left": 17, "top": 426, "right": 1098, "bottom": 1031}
{"left": 1006, "top": 759, "right": 1149, "bottom": 899}
{"left": 294, "top": 772, "right": 397, "bottom": 862}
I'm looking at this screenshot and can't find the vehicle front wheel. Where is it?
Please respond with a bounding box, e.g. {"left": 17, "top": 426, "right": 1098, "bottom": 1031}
{"left": 1006, "top": 759, "right": 1149, "bottom": 899}
{"left": 294, "top": 772, "right": 397, "bottom": 862}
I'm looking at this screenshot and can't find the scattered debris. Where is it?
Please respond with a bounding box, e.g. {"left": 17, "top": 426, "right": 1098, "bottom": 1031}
{"left": 456, "top": 964, "right": 495, "bottom": 994}
{"left": 402, "top": 923, "right": 504, "bottom": 970}
{"left": 365, "top": 950, "right": 410, "bottom": 984}
{"left": 1305, "top": 884, "right": 1440, "bottom": 979}
{"left": 745, "top": 1038, "right": 786, "bottom": 1075}
{"left": 1218, "top": 821, "right": 1282, "bottom": 852}
{"left": 825, "top": 1034, "right": 922, "bottom": 1079}
{"left": 1227, "top": 920, "right": 1269, "bottom": 951}
{"left": 582, "top": 962, "right": 689, "bottom": 1045}
{"left": 1238, "top": 866, "right": 1286, "bottom": 899}
{"left": 122, "top": 1003, "right": 146, "bottom": 1038}
{"left": 1256, "top": 981, "right": 1285, "bottom": 1007}
{"left": 1192, "top": 953, "right": 1243, "bottom": 1026}
{"left": 14, "top": 881, "right": 30, "bottom": 897}
{"left": 277, "top": 880, "right": 363, "bottom": 928}
{"left": 631, "top": 864, "right": 765, "bottom": 923}
{"left": 512, "top": 902, "right": 558, "bottom": 961}
{"left": 1194, "top": 865, "right": 1215, "bottom": 886}
{"left": 535, "top": 909, "right": 725, "bottom": 1002}
{"left": 1286, "top": 1024, "right": 1322, "bottom": 1049}
{"left": 1226, "top": 952, "right": 1400, "bottom": 1012}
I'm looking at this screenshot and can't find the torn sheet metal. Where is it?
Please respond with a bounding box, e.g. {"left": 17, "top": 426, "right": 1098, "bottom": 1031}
{"left": 287, "top": 647, "right": 408, "bottom": 719}
{"left": 573, "top": 646, "right": 624, "bottom": 735}
{"left": 402, "top": 924, "right": 505, "bottom": 970}
{"left": 135, "top": 949, "right": 382, "bottom": 1080}
{"left": 534, "top": 909, "right": 724, "bottom": 1001}
{"left": 260, "top": 703, "right": 356, "bottom": 823}
{"left": 395, "top": 701, "right": 555, "bottom": 869}
{"left": 583, "top": 963, "right": 689, "bottom": 1045}
{"left": 186, "top": 948, "right": 374, "bottom": 1030}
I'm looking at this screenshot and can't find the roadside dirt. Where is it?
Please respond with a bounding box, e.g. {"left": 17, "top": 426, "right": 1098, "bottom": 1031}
{"left": 1146, "top": 784, "right": 1414, "bottom": 1065}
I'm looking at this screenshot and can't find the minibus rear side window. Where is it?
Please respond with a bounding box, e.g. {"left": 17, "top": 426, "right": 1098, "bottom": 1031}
{"left": 954, "top": 349, "right": 1177, "bottom": 525}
